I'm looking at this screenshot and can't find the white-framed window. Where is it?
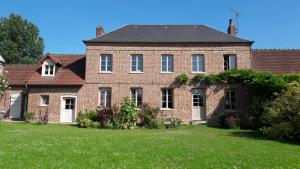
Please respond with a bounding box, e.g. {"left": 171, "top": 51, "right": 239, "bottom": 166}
{"left": 225, "top": 90, "right": 237, "bottom": 110}
{"left": 131, "top": 88, "right": 143, "bottom": 107}
{"left": 131, "top": 54, "right": 143, "bottom": 72}
{"left": 99, "top": 88, "right": 112, "bottom": 108}
{"left": 224, "top": 54, "right": 237, "bottom": 70}
{"left": 161, "top": 55, "right": 174, "bottom": 73}
{"left": 65, "top": 98, "right": 75, "bottom": 110}
{"left": 40, "top": 95, "right": 49, "bottom": 106}
{"left": 161, "top": 88, "right": 173, "bottom": 109}
{"left": 42, "top": 59, "right": 56, "bottom": 76}
{"left": 192, "top": 54, "right": 205, "bottom": 73}
{"left": 100, "top": 54, "right": 113, "bottom": 72}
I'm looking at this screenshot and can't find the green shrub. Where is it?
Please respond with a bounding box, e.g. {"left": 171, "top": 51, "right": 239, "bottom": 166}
{"left": 260, "top": 82, "right": 300, "bottom": 140}
{"left": 86, "top": 111, "right": 98, "bottom": 122}
{"left": 193, "top": 73, "right": 204, "bottom": 83}
{"left": 24, "top": 112, "right": 35, "bottom": 123}
{"left": 119, "top": 97, "right": 137, "bottom": 129}
{"left": 164, "top": 117, "right": 181, "bottom": 129}
{"left": 177, "top": 73, "right": 189, "bottom": 85}
{"left": 219, "top": 112, "right": 240, "bottom": 129}
{"left": 78, "top": 118, "right": 93, "bottom": 128}
{"left": 139, "top": 104, "right": 160, "bottom": 129}
{"left": 76, "top": 111, "right": 86, "bottom": 123}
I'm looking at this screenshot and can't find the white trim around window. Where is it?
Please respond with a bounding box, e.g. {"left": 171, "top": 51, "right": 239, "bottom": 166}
{"left": 41, "top": 59, "right": 56, "bottom": 76}
{"left": 99, "top": 54, "right": 113, "bottom": 73}
{"left": 130, "top": 88, "right": 143, "bottom": 107}
{"left": 99, "top": 88, "right": 112, "bottom": 108}
{"left": 130, "top": 54, "right": 144, "bottom": 73}
{"left": 191, "top": 54, "right": 205, "bottom": 73}
{"left": 40, "top": 95, "right": 49, "bottom": 106}
{"left": 161, "top": 88, "right": 174, "bottom": 110}
{"left": 161, "top": 54, "right": 174, "bottom": 73}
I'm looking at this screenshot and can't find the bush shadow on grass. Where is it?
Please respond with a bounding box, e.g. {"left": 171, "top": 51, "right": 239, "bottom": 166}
{"left": 228, "top": 130, "right": 300, "bottom": 146}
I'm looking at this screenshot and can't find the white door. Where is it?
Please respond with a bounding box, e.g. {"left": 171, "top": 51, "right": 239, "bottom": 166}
{"left": 60, "top": 97, "right": 76, "bottom": 123}
{"left": 9, "top": 93, "right": 22, "bottom": 118}
{"left": 192, "top": 89, "right": 205, "bottom": 120}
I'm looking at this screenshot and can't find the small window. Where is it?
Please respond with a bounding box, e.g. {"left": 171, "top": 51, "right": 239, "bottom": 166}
{"left": 131, "top": 55, "right": 143, "bottom": 72}
{"left": 65, "top": 99, "right": 75, "bottom": 110}
{"left": 161, "top": 88, "right": 173, "bottom": 109}
{"left": 100, "top": 54, "right": 113, "bottom": 72}
{"left": 43, "top": 64, "right": 55, "bottom": 76}
{"left": 161, "top": 55, "right": 174, "bottom": 73}
{"left": 192, "top": 89, "right": 204, "bottom": 107}
{"left": 224, "top": 54, "right": 237, "bottom": 70}
{"left": 225, "top": 90, "right": 237, "bottom": 110}
{"left": 192, "top": 55, "right": 205, "bottom": 72}
{"left": 99, "top": 88, "right": 112, "bottom": 108}
{"left": 40, "top": 95, "right": 49, "bottom": 106}
{"left": 131, "top": 88, "right": 143, "bottom": 107}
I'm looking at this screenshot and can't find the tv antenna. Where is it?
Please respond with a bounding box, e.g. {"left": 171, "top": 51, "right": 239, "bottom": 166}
{"left": 231, "top": 8, "right": 240, "bottom": 34}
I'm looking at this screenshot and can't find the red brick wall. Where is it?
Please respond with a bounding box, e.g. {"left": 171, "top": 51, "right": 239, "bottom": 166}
{"left": 26, "top": 86, "right": 85, "bottom": 122}
{"left": 84, "top": 43, "right": 252, "bottom": 123}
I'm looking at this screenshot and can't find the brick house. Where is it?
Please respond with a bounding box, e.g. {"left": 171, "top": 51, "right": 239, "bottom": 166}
{"left": 1, "top": 21, "right": 297, "bottom": 124}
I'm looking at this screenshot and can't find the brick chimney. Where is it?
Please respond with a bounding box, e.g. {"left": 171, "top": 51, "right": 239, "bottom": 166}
{"left": 96, "top": 26, "right": 104, "bottom": 37}
{"left": 227, "top": 19, "right": 236, "bottom": 36}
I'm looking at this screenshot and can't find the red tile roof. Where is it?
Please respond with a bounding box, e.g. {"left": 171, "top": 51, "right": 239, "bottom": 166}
{"left": 4, "top": 64, "right": 40, "bottom": 85}
{"left": 5, "top": 54, "right": 85, "bottom": 86}
{"left": 252, "top": 49, "right": 300, "bottom": 74}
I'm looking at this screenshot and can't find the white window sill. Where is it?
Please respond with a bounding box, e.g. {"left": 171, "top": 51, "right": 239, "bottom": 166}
{"left": 130, "top": 71, "right": 144, "bottom": 74}
{"left": 160, "top": 72, "right": 174, "bottom": 74}
{"left": 99, "top": 71, "right": 113, "bottom": 74}
{"left": 38, "top": 105, "right": 49, "bottom": 107}
{"left": 41, "top": 75, "right": 55, "bottom": 77}
{"left": 160, "top": 108, "right": 174, "bottom": 111}
{"left": 191, "top": 72, "right": 206, "bottom": 74}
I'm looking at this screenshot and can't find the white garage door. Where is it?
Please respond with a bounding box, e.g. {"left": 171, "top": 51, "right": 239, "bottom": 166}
{"left": 9, "top": 93, "right": 22, "bottom": 118}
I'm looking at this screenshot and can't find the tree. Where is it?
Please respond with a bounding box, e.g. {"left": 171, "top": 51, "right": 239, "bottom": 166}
{"left": 0, "top": 14, "right": 44, "bottom": 64}
{"left": 261, "top": 81, "right": 300, "bottom": 140}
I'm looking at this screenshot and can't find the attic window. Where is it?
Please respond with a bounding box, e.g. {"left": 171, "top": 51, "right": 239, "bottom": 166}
{"left": 42, "top": 59, "right": 56, "bottom": 76}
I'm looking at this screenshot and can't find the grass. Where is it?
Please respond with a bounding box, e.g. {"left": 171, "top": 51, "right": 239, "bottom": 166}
{"left": 0, "top": 123, "right": 299, "bottom": 169}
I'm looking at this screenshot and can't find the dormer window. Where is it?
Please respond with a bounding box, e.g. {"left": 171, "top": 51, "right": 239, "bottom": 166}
{"left": 42, "top": 59, "right": 56, "bottom": 76}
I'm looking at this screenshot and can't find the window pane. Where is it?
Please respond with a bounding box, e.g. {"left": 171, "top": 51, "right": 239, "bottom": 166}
{"left": 100, "top": 88, "right": 112, "bottom": 107}
{"left": 168, "top": 56, "right": 174, "bottom": 72}
{"left": 192, "top": 60, "right": 198, "bottom": 72}
{"left": 49, "top": 66, "right": 54, "bottom": 75}
{"left": 162, "top": 56, "right": 167, "bottom": 72}
{"left": 41, "top": 95, "right": 49, "bottom": 105}
{"left": 162, "top": 101, "right": 167, "bottom": 108}
{"left": 229, "top": 55, "right": 237, "bottom": 69}
{"left": 224, "top": 55, "right": 229, "bottom": 70}
{"left": 101, "top": 55, "right": 112, "bottom": 72}
{"left": 199, "top": 55, "right": 204, "bottom": 72}
{"left": 45, "top": 65, "right": 49, "bottom": 74}
{"left": 138, "top": 56, "right": 143, "bottom": 72}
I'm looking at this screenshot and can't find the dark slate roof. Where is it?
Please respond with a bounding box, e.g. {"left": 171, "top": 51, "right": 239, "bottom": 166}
{"left": 252, "top": 49, "right": 300, "bottom": 74}
{"left": 84, "top": 25, "right": 253, "bottom": 44}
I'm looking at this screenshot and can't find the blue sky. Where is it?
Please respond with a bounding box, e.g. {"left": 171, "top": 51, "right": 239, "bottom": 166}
{"left": 1, "top": 0, "right": 300, "bottom": 54}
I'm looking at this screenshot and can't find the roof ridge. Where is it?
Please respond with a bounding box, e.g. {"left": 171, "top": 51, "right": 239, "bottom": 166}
{"left": 203, "top": 25, "right": 254, "bottom": 43}
{"left": 127, "top": 24, "right": 206, "bottom": 26}
{"left": 46, "top": 53, "right": 85, "bottom": 56}
{"left": 253, "top": 48, "right": 300, "bottom": 51}
{"left": 83, "top": 24, "right": 129, "bottom": 42}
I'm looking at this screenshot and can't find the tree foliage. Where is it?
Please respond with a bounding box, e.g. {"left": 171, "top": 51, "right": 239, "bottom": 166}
{"left": 261, "top": 82, "right": 300, "bottom": 140}
{"left": 0, "top": 14, "right": 44, "bottom": 64}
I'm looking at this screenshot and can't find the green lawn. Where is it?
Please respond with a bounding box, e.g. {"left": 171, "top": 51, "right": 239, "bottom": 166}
{"left": 0, "top": 123, "right": 299, "bottom": 169}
